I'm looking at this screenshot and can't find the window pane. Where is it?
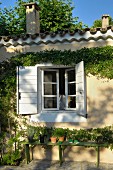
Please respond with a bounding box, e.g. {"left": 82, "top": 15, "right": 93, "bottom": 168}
{"left": 44, "top": 84, "right": 57, "bottom": 95}
{"left": 68, "top": 96, "right": 76, "bottom": 108}
{"left": 68, "top": 70, "right": 75, "bottom": 82}
{"left": 44, "top": 97, "right": 57, "bottom": 108}
{"left": 59, "top": 68, "right": 65, "bottom": 95}
{"left": 68, "top": 83, "right": 76, "bottom": 95}
{"left": 59, "top": 95, "right": 65, "bottom": 110}
{"left": 44, "top": 71, "right": 56, "bottom": 82}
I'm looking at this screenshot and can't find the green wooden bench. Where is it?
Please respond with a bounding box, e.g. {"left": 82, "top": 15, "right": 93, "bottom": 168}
{"left": 23, "top": 141, "right": 109, "bottom": 167}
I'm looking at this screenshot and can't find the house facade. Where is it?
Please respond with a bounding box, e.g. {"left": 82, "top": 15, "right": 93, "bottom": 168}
{"left": 1, "top": 2, "right": 113, "bottom": 163}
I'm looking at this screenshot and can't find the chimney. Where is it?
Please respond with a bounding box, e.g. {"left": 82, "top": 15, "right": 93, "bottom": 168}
{"left": 24, "top": 2, "right": 40, "bottom": 34}
{"left": 102, "top": 14, "right": 109, "bottom": 28}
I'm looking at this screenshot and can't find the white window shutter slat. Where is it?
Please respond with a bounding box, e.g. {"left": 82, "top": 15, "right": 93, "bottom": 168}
{"left": 17, "top": 66, "right": 38, "bottom": 114}
{"left": 76, "top": 61, "right": 87, "bottom": 117}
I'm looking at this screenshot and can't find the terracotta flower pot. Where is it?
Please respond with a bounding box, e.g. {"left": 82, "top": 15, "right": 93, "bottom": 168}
{"left": 50, "top": 137, "right": 57, "bottom": 143}
{"left": 59, "top": 136, "right": 64, "bottom": 142}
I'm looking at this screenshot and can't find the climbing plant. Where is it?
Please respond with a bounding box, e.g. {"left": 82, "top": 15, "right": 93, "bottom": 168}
{"left": 0, "top": 45, "right": 113, "bottom": 130}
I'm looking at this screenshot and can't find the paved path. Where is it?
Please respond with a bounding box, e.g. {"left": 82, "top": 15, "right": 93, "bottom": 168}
{"left": 0, "top": 160, "right": 113, "bottom": 170}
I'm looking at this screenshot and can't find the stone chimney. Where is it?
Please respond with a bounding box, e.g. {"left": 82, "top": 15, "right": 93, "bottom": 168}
{"left": 24, "top": 2, "right": 40, "bottom": 34}
{"left": 102, "top": 14, "right": 109, "bottom": 28}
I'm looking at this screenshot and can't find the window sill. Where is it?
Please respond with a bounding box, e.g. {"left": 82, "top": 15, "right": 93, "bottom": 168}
{"left": 30, "top": 110, "right": 87, "bottom": 123}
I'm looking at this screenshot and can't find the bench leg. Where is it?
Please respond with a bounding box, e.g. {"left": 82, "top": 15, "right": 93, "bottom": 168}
{"left": 96, "top": 146, "right": 100, "bottom": 167}
{"left": 59, "top": 145, "right": 63, "bottom": 166}
{"left": 25, "top": 144, "right": 30, "bottom": 164}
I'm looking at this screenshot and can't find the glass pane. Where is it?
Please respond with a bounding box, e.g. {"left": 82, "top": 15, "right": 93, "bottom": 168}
{"left": 59, "top": 95, "right": 65, "bottom": 110}
{"left": 44, "top": 97, "right": 57, "bottom": 108}
{"left": 44, "top": 84, "right": 57, "bottom": 95}
{"left": 68, "top": 96, "right": 76, "bottom": 108}
{"left": 44, "top": 71, "right": 56, "bottom": 82}
{"left": 68, "top": 70, "right": 75, "bottom": 82}
{"left": 68, "top": 83, "right": 76, "bottom": 95}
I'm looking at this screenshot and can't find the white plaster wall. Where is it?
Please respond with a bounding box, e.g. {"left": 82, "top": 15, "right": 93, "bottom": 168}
{"left": 1, "top": 39, "right": 113, "bottom": 62}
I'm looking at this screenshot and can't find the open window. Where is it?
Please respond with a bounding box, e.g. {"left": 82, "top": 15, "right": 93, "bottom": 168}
{"left": 17, "top": 61, "right": 87, "bottom": 117}
{"left": 41, "top": 68, "right": 76, "bottom": 111}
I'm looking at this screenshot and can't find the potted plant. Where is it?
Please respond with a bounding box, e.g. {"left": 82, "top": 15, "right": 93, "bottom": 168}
{"left": 50, "top": 127, "right": 57, "bottom": 143}
{"left": 27, "top": 125, "right": 35, "bottom": 142}
{"left": 33, "top": 126, "right": 41, "bottom": 142}
{"left": 38, "top": 126, "right": 48, "bottom": 143}
{"left": 55, "top": 128, "right": 66, "bottom": 142}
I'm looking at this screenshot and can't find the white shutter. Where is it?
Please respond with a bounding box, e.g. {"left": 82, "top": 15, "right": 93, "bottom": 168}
{"left": 37, "top": 67, "right": 42, "bottom": 113}
{"left": 76, "top": 61, "right": 87, "bottom": 117}
{"left": 17, "top": 66, "right": 38, "bottom": 114}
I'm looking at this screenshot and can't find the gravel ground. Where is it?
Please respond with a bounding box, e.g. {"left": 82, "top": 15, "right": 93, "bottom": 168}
{"left": 0, "top": 160, "right": 113, "bottom": 170}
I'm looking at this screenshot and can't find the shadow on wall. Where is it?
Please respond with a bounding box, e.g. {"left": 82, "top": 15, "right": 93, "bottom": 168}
{"left": 0, "top": 46, "right": 25, "bottom": 62}
{"left": 28, "top": 86, "right": 113, "bottom": 165}
{"left": 47, "top": 91, "right": 113, "bottom": 163}
{"left": 87, "top": 87, "right": 113, "bottom": 128}
{"left": 37, "top": 86, "right": 113, "bottom": 128}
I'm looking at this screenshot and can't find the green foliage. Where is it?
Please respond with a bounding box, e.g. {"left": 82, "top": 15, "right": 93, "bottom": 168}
{"left": 92, "top": 19, "right": 102, "bottom": 28}
{"left": 66, "top": 128, "right": 91, "bottom": 142}
{"left": 27, "top": 125, "right": 35, "bottom": 136}
{"left": 8, "top": 45, "right": 113, "bottom": 79}
{"left": 2, "top": 150, "right": 21, "bottom": 165}
{"left": 33, "top": 126, "right": 41, "bottom": 140}
{"left": 51, "top": 128, "right": 66, "bottom": 137}
{"left": 26, "top": 125, "right": 51, "bottom": 141}
{"left": 62, "top": 125, "right": 113, "bottom": 144}
{"left": 0, "top": 132, "right": 6, "bottom": 157}
{"left": 91, "top": 126, "right": 113, "bottom": 143}
{"left": 66, "top": 129, "right": 73, "bottom": 139}
{"left": 37, "top": 0, "right": 84, "bottom": 32}
{"left": 24, "top": 125, "right": 113, "bottom": 144}
{"left": 1, "top": 132, "right": 22, "bottom": 165}
{"left": 0, "top": 0, "right": 85, "bottom": 35}
{"left": 75, "top": 129, "right": 91, "bottom": 142}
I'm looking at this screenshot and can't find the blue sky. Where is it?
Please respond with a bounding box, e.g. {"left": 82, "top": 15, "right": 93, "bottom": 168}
{"left": 0, "top": 0, "right": 113, "bottom": 27}
{"left": 73, "top": 0, "right": 113, "bottom": 26}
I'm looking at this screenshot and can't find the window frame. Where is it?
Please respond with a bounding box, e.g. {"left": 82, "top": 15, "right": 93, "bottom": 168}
{"left": 42, "top": 69, "right": 59, "bottom": 111}
{"left": 65, "top": 68, "right": 76, "bottom": 110}
{"left": 41, "top": 67, "right": 77, "bottom": 111}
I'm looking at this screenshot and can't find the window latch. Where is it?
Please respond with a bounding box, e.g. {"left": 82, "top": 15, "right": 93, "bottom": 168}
{"left": 19, "top": 92, "right": 21, "bottom": 100}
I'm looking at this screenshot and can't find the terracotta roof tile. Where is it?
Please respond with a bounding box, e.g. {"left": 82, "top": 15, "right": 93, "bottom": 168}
{"left": 0, "top": 27, "right": 113, "bottom": 47}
